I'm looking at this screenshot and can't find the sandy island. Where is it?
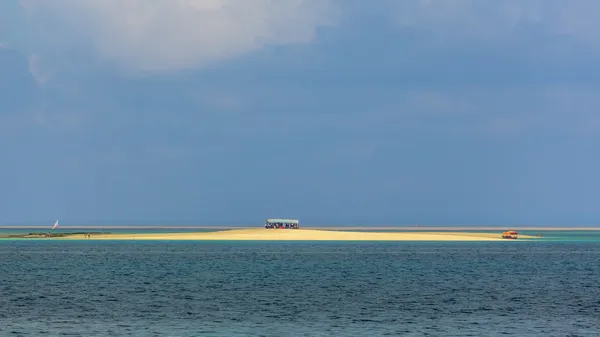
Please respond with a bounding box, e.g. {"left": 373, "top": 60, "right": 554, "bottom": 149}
{"left": 56, "top": 229, "right": 538, "bottom": 241}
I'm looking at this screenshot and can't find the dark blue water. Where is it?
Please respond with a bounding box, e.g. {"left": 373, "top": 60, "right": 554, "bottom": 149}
{"left": 1, "top": 241, "right": 599, "bottom": 336}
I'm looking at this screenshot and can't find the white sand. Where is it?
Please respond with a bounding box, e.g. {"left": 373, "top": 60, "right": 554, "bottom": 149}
{"left": 60, "top": 228, "right": 536, "bottom": 241}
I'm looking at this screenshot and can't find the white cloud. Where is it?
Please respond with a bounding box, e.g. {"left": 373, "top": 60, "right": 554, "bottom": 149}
{"left": 28, "top": 54, "right": 52, "bottom": 84}
{"left": 21, "top": 0, "right": 336, "bottom": 73}
{"left": 393, "top": 0, "right": 600, "bottom": 46}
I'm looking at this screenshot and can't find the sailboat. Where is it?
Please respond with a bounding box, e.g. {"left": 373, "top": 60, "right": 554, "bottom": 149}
{"left": 44, "top": 220, "right": 60, "bottom": 237}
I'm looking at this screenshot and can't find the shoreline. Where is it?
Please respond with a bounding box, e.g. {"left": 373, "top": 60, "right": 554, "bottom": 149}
{"left": 44, "top": 229, "right": 538, "bottom": 241}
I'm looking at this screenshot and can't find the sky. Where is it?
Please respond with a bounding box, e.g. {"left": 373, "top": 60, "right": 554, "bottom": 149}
{"left": 1, "top": 0, "right": 600, "bottom": 226}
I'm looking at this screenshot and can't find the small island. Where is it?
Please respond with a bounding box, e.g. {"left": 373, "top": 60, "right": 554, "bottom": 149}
{"left": 0, "top": 232, "right": 112, "bottom": 239}
{"left": 1, "top": 229, "right": 538, "bottom": 241}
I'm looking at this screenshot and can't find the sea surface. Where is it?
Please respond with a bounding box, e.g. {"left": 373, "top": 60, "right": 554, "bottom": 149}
{"left": 1, "top": 233, "right": 600, "bottom": 336}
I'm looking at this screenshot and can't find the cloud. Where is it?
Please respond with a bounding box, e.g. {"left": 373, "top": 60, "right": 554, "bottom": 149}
{"left": 27, "top": 54, "right": 52, "bottom": 84}
{"left": 393, "top": 0, "right": 600, "bottom": 46}
{"left": 0, "top": 47, "right": 39, "bottom": 115}
{"left": 21, "top": 0, "right": 336, "bottom": 73}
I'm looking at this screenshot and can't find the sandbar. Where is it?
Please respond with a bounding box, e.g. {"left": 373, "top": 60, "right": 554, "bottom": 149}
{"left": 58, "top": 229, "right": 537, "bottom": 241}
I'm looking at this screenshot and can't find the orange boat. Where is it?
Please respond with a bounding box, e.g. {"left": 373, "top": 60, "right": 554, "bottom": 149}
{"left": 501, "top": 230, "right": 518, "bottom": 239}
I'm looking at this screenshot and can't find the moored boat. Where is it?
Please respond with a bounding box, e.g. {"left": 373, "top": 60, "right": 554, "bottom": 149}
{"left": 501, "top": 230, "right": 518, "bottom": 239}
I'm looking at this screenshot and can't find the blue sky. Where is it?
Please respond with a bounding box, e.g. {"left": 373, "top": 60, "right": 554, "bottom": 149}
{"left": 1, "top": 0, "right": 600, "bottom": 226}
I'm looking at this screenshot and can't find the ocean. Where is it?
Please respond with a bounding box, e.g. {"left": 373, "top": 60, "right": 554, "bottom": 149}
{"left": 1, "top": 232, "right": 599, "bottom": 336}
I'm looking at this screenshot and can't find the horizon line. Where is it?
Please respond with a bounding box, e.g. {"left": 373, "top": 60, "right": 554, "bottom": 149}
{"left": 2, "top": 225, "right": 600, "bottom": 230}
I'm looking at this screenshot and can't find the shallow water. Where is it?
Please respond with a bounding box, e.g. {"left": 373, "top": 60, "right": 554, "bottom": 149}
{"left": 1, "top": 240, "right": 599, "bottom": 336}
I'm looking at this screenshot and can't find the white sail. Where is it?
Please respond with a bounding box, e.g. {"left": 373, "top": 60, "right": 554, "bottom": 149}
{"left": 52, "top": 220, "right": 59, "bottom": 230}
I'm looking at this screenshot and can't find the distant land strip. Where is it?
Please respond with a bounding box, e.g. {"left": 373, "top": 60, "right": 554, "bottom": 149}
{"left": 1, "top": 225, "right": 600, "bottom": 230}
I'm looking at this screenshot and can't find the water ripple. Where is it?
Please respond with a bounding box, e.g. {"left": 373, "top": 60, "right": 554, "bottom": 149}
{"left": 1, "top": 241, "right": 599, "bottom": 336}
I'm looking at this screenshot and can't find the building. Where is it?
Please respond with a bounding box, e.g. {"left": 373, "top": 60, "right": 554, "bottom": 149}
{"left": 265, "top": 218, "right": 300, "bottom": 229}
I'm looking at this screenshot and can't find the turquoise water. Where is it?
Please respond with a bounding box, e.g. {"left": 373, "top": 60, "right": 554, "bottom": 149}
{"left": 1, "top": 239, "right": 599, "bottom": 336}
